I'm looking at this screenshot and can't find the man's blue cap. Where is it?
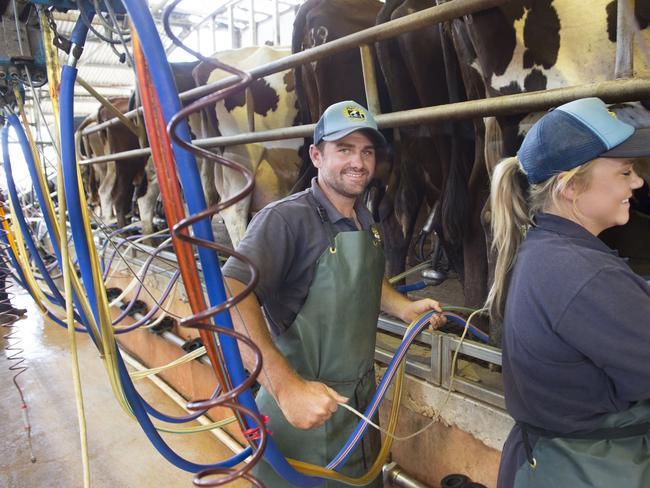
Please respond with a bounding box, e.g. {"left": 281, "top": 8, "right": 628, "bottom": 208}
{"left": 313, "top": 100, "right": 386, "bottom": 147}
{"left": 518, "top": 97, "right": 650, "bottom": 184}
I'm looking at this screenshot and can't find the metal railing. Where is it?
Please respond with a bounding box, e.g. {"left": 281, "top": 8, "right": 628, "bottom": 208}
{"left": 78, "top": 0, "right": 649, "bottom": 166}
{"left": 80, "top": 0, "right": 506, "bottom": 137}
{"left": 375, "top": 314, "right": 504, "bottom": 410}
{"left": 105, "top": 241, "right": 506, "bottom": 410}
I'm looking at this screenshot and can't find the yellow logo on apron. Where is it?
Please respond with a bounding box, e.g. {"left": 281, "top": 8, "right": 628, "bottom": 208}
{"left": 371, "top": 226, "right": 382, "bottom": 246}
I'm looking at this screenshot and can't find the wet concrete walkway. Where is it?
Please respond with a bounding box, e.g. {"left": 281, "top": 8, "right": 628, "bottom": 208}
{"left": 0, "top": 290, "right": 249, "bottom": 487}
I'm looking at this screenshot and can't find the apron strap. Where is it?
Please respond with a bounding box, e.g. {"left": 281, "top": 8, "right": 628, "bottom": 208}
{"left": 315, "top": 203, "right": 337, "bottom": 252}
{"left": 520, "top": 424, "right": 537, "bottom": 469}
{"left": 520, "top": 420, "right": 650, "bottom": 440}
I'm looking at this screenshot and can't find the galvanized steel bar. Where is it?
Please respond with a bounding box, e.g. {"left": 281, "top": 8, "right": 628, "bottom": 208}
{"left": 383, "top": 463, "right": 432, "bottom": 488}
{"left": 181, "top": 0, "right": 507, "bottom": 101}
{"left": 246, "top": 87, "right": 255, "bottom": 132}
{"left": 249, "top": 0, "right": 256, "bottom": 45}
{"left": 273, "top": 0, "right": 280, "bottom": 45}
{"left": 228, "top": 3, "right": 236, "bottom": 48}
{"left": 615, "top": 0, "right": 634, "bottom": 78}
{"left": 78, "top": 78, "right": 650, "bottom": 165}
{"left": 378, "top": 77, "right": 650, "bottom": 126}
{"left": 82, "top": 0, "right": 507, "bottom": 136}
{"left": 360, "top": 44, "right": 381, "bottom": 115}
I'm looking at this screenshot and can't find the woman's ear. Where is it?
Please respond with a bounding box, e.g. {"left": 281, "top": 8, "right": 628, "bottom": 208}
{"left": 558, "top": 172, "right": 579, "bottom": 201}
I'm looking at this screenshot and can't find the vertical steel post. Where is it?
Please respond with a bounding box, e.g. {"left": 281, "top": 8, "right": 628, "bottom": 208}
{"left": 615, "top": 0, "right": 635, "bottom": 79}
{"left": 273, "top": 0, "right": 280, "bottom": 45}
{"left": 228, "top": 3, "right": 236, "bottom": 49}
{"left": 360, "top": 44, "right": 381, "bottom": 115}
{"left": 249, "top": 0, "right": 257, "bottom": 45}
{"left": 211, "top": 14, "right": 217, "bottom": 54}
{"left": 246, "top": 88, "right": 255, "bottom": 132}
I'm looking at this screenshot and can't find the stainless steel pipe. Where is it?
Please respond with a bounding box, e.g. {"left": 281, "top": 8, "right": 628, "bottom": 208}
{"left": 79, "top": 78, "right": 650, "bottom": 165}
{"left": 383, "top": 462, "right": 432, "bottom": 488}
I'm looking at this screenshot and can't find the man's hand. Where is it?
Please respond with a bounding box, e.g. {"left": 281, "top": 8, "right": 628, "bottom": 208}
{"left": 400, "top": 298, "right": 447, "bottom": 330}
{"left": 276, "top": 378, "right": 348, "bottom": 430}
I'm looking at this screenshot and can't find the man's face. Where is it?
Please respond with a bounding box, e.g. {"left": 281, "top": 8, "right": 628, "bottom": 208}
{"left": 309, "top": 131, "right": 377, "bottom": 199}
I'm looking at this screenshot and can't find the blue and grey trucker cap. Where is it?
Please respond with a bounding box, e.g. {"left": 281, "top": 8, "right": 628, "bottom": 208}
{"left": 313, "top": 100, "right": 386, "bottom": 146}
{"left": 518, "top": 97, "right": 650, "bottom": 184}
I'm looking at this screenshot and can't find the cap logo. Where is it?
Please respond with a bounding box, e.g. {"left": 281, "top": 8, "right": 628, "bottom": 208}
{"left": 608, "top": 110, "right": 618, "bottom": 119}
{"left": 343, "top": 106, "right": 366, "bottom": 120}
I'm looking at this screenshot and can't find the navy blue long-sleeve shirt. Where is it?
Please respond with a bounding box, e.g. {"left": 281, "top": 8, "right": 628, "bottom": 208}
{"left": 498, "top": 213, "right": 650, "bottom": 487}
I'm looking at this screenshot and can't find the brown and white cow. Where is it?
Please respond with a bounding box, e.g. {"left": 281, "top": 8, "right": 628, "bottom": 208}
{"left": 192, "top": 46, "right": 304, "bottom": 247}
{"left": 456, "top": 0, "right": 650, "bottom": 167}
{"left": 134, "top": 61, "right": 212, "bottom": 238}
{"left": 76, "top": 102, "right": 120, "bottom": 224}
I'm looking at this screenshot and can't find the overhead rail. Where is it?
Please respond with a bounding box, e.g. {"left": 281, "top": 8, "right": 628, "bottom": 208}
{"left": 79, "top": 77, "right": 650, "bottom": 165}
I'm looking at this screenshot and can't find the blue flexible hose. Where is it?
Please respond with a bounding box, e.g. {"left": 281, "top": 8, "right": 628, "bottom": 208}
{"left": 121, "top": 2, "right": 320, "bottom": 485}
{"left": 396, "top": 280, "right": 428, "bottom": 293}
{"left": 0, "top": 215, "right": 85, "bottom": 331}
{"left": 0, "top": 229, "right": 28, "bottom": 290}
{"left": 327, "top": 312, "right": 433, "bottom": 469}
{"left": 59, "top": 13, "right": 254, "bottom": 472}
{"left": 5, "top": 113, "right": 92, "bottom": 332}
{"left": 1, "top": 125, "right": 66, "bottom": 306}
{"left": 328, "top": 312, "right": 486, "bottom": 469}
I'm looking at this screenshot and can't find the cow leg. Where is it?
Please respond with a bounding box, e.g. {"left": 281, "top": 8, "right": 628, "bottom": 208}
{"left": 137, "top": 159, "right": 159, "bottom": 243}
{"left": 98, "top": 162, "right": 116, "bottom": 223}
{"left": 219, "top": 167, "right": 251, "bottom": 248}
{"left": 380, "top": 131, "right": 432, "bottom": 278}
{"left": 198, "top": 158, "right": 220, "bottom": 209}
{"left": 212, "top": 156, "right": 248, "bottom": 248}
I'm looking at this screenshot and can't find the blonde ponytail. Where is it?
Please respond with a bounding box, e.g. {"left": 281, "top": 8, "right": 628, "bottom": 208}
{"left": 485, "top": 156, "right": 596, "bottom": 324}
{"left": 485, "top": 157, "right": 531, "bottom": 324}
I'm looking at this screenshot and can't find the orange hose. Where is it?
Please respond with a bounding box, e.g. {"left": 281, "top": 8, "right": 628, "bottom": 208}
{"left": 132, "top": 33, "right": 237, "bottom": 420}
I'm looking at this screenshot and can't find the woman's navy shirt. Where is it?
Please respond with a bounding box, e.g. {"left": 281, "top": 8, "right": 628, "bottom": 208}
{"left": 498, "top": 213, "right": 650, "bottom": 487}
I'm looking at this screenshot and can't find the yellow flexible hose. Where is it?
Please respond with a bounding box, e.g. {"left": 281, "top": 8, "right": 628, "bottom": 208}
{"left": 130, "top": 346, "right": 206, "bottom": 381}
{"left": 38, "top": 15, "right": 91, "bottom": 486}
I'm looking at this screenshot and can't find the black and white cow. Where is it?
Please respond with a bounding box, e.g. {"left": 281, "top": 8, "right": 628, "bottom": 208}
{"left": 449, "top": 0, "right": 650, "bottom": 341}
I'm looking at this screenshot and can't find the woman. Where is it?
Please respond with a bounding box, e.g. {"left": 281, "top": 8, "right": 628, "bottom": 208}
{"left": 487, "top": 97, "right": 650, "bottom": 488}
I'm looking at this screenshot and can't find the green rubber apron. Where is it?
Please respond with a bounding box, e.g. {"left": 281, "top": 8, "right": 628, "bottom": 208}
{"left": 513, "top": 400, "right": 650, "bottom": 487}
{"left": 253, "top": 204, "right": 385, "bottom": 487}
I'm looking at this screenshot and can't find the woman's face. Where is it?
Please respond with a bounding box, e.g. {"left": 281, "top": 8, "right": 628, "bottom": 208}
{"left": 571, "top": 157, "right": 644, "bottom": 235}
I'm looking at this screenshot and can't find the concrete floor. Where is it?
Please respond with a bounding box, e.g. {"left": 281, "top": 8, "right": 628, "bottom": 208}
{"left": 0, "top": 289, "right": 249, "bottom": 487}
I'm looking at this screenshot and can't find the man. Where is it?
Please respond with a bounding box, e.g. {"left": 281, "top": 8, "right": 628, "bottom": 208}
{"left": 223, "top": 101, "right": 444, "bottom": 487}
